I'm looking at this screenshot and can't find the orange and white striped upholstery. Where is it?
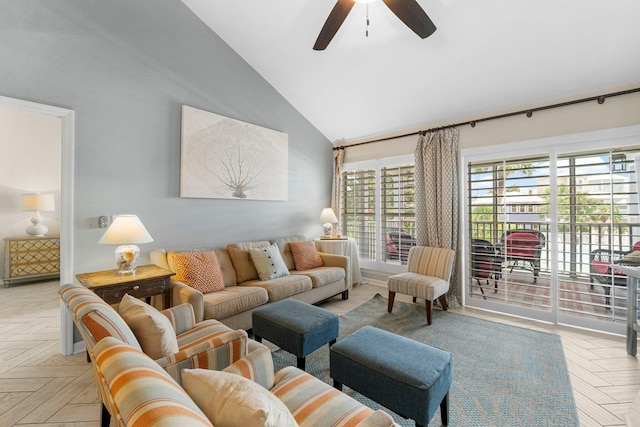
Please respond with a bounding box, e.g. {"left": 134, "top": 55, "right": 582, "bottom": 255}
{"left": 59, "top": 283, "right": 266, "bottom": 424}
{"left": 272, "top": 367, "right": 397, "bottom": 427}
{"left": 93, "top": 337, "right": 212, "bottom": 427}
{"left": 223, "top": 345, "right": 275, "bottom": 390}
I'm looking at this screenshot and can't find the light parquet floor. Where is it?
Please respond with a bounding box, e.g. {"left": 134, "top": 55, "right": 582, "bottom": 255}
{"left": 0, "top": 280, "right": 638, "bottom": 426}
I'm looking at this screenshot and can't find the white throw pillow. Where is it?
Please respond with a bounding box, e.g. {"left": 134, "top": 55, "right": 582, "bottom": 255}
{"left": 182, "top": 368, "right": 298, "bottom": 427}
{"left": 249, "top": 244, "right": 290, "bottom": 281}
{"left": 118, "top": 294, "right": 179, "bottom": 359}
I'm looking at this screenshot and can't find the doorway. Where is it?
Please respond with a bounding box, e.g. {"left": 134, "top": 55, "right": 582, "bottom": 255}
{"left": 0, "top": 95, "right": 75, "bottom": 355}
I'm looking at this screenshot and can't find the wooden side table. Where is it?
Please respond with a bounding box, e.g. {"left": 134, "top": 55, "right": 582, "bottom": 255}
{"left": 76, "top": 264, "right": 175, "bottom": 309}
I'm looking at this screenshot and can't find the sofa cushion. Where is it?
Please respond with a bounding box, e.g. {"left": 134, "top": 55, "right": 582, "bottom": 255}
{"left": 119, "top": 294, "right": 180, "bottom": 360}
{"left": 291, "top": 266, "right": 345, "bottom": 288}
{"left": 182, "top": 368, "right": 298, "bottom": 427}
{"left": 202, "top": 286, "right": 269, "bottom": 321}
{"left": 166, "top": 249, "right": 237, "bottom": 288}
{"left": 239, "top": 275, "right": 312, "bottom": 302}
{"left": 289, "top": 241, "right": 324, "bottom": 271}
{"left": 228, "top": 241, "right": 271, "bottom": 283}
{"left": 171, "top": 251, "right": 225, "bottom": 294}
{"left": 250, "top": 244, "right": 290, "bottom": 281}
{"left": 93, "top": 337, "right": 212, "bottom": 427}
{"left": 273, "top": 235, "right": 306, "bottom": 271}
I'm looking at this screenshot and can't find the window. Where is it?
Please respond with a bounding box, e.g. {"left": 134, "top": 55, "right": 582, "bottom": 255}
{"left": 342, "top": 156, "right": 415, "bottom": 271}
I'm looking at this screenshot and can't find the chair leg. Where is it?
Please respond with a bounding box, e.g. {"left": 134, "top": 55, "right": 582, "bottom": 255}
{"left": 101, "top": 403, "right": 111, "bottom": 427}
{"left": 425, "top": 300, "right": 433, "bottom": 325}
{"left": 438, "top": 294, "right": 448, "bottom": 311}
{"left": 387, "top": 291, "right": 396, "bottom": 313}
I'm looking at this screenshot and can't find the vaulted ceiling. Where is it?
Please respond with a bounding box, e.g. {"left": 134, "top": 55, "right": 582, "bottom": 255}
{"left": 182, "top": 0, "right": 640, "bottom": 143}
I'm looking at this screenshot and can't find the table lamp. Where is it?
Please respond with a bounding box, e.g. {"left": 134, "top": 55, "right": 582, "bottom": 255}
{"left": 98, "top": 214, "right": 154, "bottom": 274}
{"left": 22, "top": 193, "right": 55, "bottom": 236}
{"left": 319, "top": 208, "right": 339, "bottom": 239}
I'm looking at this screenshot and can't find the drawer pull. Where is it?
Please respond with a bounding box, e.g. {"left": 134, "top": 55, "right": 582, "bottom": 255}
{"left": 133, "top": 285, "right": 140, "bottom": 290}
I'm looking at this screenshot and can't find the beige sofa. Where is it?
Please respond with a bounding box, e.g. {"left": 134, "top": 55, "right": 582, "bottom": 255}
{"left": 151, "top": 235, "right": 351, "bottom": 330}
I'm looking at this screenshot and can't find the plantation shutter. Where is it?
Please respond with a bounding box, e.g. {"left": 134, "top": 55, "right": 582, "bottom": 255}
{"left": 381, "top": 165, "right": 415, "bottom": 263}
{"left": 342, "top": 168, "right": 376, "bottom": 261}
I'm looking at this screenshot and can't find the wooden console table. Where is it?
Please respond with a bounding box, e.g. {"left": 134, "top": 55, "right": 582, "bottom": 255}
{"left": 76, "top": 264, "right": 175, "bottom": 309}
{"left": 3, "top": 235, "right": 60, "bottom": 286}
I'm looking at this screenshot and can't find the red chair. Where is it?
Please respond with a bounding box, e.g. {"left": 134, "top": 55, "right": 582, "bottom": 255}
{"left": 499, "top": 230, "right": 546, "bottom": 283}
{"left": 590, "top": 242, "right": 640, "bottom": 306}
{"left": 471, "top": 239, "right": 499, "bottom": 298}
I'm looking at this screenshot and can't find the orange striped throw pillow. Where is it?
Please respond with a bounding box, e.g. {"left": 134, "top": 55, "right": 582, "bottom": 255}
{"left": 171, "top": 251, "right": 225, "bottom": 294}
{"left": 289, "top": 241, "right": 324, "bottom": 271}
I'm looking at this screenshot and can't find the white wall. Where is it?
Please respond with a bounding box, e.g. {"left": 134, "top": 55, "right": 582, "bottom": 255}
{"left": 0, "top": 108, "right": 61, "bottom": 278}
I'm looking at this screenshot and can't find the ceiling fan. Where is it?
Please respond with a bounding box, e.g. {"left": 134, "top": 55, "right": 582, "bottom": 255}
{"left": 313, "top": 0, "right": 436, "bottom": 50}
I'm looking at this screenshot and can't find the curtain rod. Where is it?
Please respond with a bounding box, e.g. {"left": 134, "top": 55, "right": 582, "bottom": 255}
{"left": 333, "top": 87, "right": 640, "bottom": 151}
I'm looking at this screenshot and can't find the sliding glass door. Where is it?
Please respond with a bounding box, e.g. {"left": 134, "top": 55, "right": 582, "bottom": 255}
{"left": 464, "top": 127, "right": 640, "bottom": 334}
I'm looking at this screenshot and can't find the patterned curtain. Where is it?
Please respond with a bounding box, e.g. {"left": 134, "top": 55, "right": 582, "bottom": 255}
{"left": 414, "top": 128, "right": 460, "bottom": 306}
{"left": 330, "top": 148, "right": 345, "bottom": 231}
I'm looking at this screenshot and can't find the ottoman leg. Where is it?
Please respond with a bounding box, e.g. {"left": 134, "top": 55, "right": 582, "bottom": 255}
{"left": 441, "top": 391, "right": 449, "bottom": 426}
{"left": 297, "top": 356, "right": 305, "bottom": 371}
{"left": 333, "top": 380, "right": 343, "bottom": 391}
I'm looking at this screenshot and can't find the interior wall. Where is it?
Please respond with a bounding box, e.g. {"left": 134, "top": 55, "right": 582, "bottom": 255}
{"left": 0, "top": 108, "right": 61, "bottom": 279}
{"left": 0, "top": 0, "right": 333, "bottom": 275}
{"left": 343, "top": 86, "right": 640, "bottom": 162}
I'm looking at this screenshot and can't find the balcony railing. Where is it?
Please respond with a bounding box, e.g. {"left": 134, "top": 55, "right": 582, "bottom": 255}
{"left": 345, "top": 218, "right": 640, "bottom": 274}
{"left": 471, "top": 221, "right": 640, "bottom": 277}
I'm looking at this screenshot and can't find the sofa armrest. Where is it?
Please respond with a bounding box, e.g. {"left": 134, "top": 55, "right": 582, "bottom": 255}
{"left": 318, "top": 252, "right": 351, "bottom": 288}
{"left": 357, "top": 410, "right": 399, "bottom": 426}
{"left": 161, "top": 303, "right": 196, "bottom": 335}
{"left": 171, "top": 279, "right": 205, "bottom": 322}
{"left": 223, "top": 345, "right": 275, "bottom": 390}
{"left": 156, "top": 329, "right": 248, "bottom": 385}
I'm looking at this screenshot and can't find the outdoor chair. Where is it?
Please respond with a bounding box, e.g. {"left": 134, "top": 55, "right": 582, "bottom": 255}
{"left": 387, "top": 246, "right": 455, "bottom": 325}
{"left": 499, "top": 230, "right": 545, "bottom": 283}
{"left": 589, "top": 242, "right": 640, "bottom": 306}
{"left": 471, "top": 239, "right": 500, "bottom": 298}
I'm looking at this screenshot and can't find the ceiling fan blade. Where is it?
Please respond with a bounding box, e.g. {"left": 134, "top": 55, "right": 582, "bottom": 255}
{"left": 381, "top": 0, "right": 436, "bottom": 39}
{"left": 313, "top": 0, "right": 355, "bottom": 51}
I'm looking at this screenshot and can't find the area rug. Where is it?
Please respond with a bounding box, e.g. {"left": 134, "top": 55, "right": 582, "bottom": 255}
{"left": 272, "top": 294, "right": 579, "bottom": 427}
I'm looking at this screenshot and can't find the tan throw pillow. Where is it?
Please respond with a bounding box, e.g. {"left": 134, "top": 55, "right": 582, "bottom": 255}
{"left": 289, "top": 241, "right": 324, "bottom": 271}
{"left": 250, "top": 244, "right": 290, "bottom": 281}
{"left": 171, "top": 251, "right": 225, "bottom": 294}
{"left": 182, "top": 368, "right": 298, "bottom": 427}
{"left": 118, "top": 294, "right": 179, "bottom": 360}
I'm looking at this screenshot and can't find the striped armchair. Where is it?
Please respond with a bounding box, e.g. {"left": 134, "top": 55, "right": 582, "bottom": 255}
{"left": 59, "top": 284, "right": 263, "bottom": 427}
{"left": 387, "top": 246, "right": 456, "bottom": 325}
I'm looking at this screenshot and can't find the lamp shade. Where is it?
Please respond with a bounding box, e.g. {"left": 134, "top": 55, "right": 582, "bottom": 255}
{"left": 98, "top": 215, "right": 154, "bottom": 245}
{"left": 23, "top": 193, "right": 55, "bottom": 212}
{"left": 319, "top": 208, "right": 338, "bottom": 224}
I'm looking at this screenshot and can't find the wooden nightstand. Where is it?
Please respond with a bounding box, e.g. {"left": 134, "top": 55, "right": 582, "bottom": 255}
{"left": 76, "top": 264, "right": 175, "bottom": 309}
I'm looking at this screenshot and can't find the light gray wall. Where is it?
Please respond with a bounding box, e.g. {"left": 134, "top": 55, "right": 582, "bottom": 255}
{"left": 0, "top": 0, "right": 333, "bottom": 274}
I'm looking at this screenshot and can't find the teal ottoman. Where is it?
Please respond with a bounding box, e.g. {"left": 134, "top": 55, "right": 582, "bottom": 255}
{"left": 330, "top": 326, "right": 453, "bottom": 427}
{"left": 252, "top": 299, "right": 339, "bottom": 371}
